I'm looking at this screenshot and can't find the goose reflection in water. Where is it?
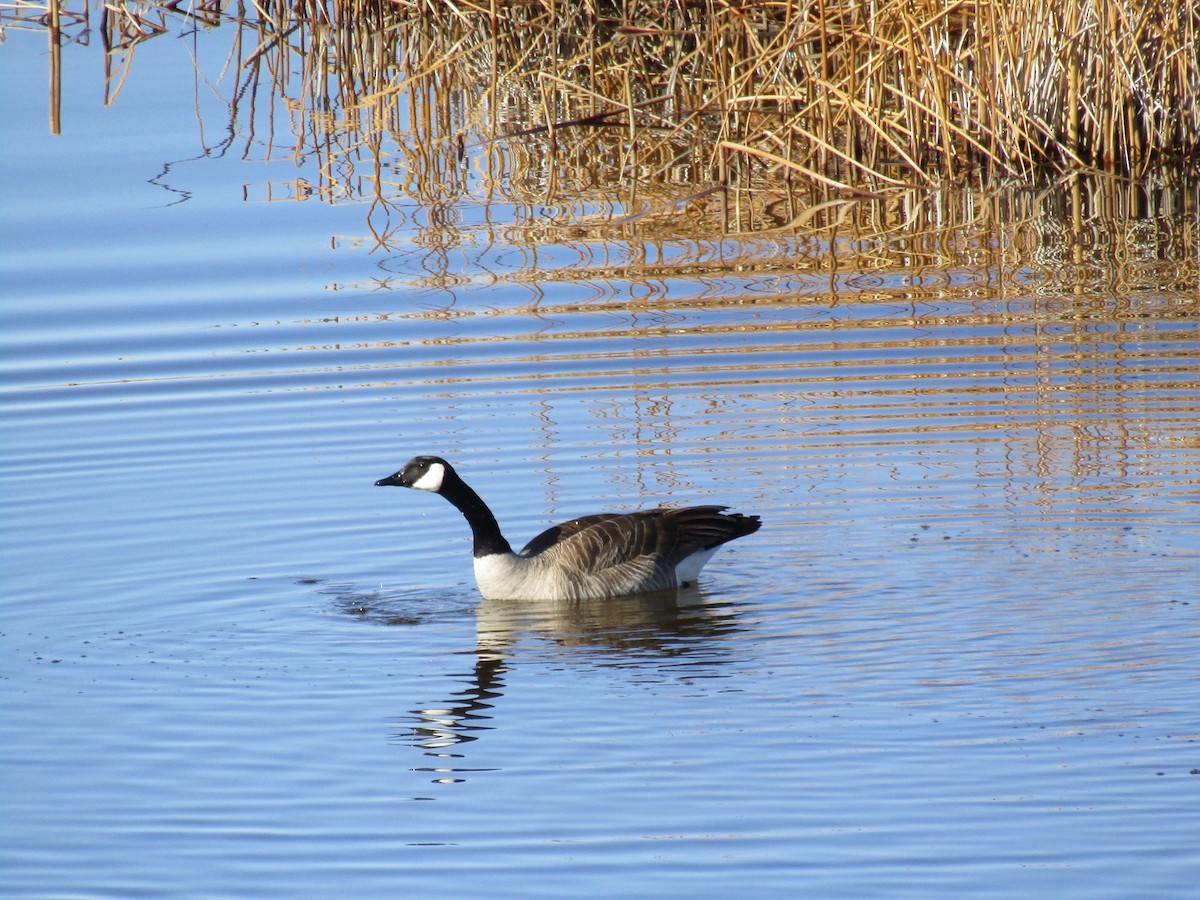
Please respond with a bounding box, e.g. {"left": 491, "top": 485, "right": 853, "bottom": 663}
{"left": 395, "top": 587, "right": 744, "bottom": 772}
{"left": 400, "top": 650, "right": 507, "bottom": 755}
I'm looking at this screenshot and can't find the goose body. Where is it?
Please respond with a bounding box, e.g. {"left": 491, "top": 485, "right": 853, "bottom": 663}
{"left": 375, "top": 456, "right": 761, "bottom": 601}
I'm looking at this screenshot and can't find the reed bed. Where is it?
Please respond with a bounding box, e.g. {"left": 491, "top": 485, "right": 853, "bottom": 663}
{"left": 7, "top": 0, "right": 1198, "bottom": 260}
{"left": 237, "top": 0, "right": 1198, "bottom": 179}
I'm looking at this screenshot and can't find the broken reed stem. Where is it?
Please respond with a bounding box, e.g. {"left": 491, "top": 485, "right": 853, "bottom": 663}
{"left": 48, "top": 0, "right": 61, "bottom": 134}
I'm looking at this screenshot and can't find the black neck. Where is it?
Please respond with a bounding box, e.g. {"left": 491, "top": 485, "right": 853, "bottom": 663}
{"left": 441, "top": 472, "right": 513, "bottom": 558}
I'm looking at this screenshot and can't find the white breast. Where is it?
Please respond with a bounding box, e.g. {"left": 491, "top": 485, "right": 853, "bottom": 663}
{"left": 473, "top": 553, "right": 549, "bottom": 600}
{"left": 473, "top": 552, "right": 667, "bottom": 601}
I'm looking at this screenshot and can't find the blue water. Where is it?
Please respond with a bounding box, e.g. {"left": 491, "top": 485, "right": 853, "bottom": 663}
{"left": 2, "top": 15, "right": 1199, "bottom": 899}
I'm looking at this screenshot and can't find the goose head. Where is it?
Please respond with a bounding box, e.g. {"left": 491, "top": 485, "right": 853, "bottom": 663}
{"left": 375, "top": 455, "right": 453, "bottom": 493}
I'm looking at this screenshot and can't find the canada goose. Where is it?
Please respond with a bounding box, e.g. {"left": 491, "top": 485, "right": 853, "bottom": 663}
{"left": 375, "top": 456, "right": 761, "bottom": 601}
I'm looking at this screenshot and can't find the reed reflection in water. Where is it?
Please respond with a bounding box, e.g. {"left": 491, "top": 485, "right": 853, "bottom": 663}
{"left": 333, "top": 289, "right": 1198, "bottom": 528}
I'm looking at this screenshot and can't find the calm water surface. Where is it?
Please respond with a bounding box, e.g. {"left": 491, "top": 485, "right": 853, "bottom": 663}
{"left": 2, "top": 19, "right": 1199, "bottom": 899}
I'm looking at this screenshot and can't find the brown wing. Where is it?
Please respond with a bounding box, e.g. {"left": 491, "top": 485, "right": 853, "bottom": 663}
{"left": 518, "top": 513, "right": 629, "bottom": 558}
{"left": 521, "top": 506, "right": 760, "bottom": 576}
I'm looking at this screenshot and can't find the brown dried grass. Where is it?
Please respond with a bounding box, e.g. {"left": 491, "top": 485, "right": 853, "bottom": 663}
{"left": 8, "top": 0, "right": 1198, "bottom": 244}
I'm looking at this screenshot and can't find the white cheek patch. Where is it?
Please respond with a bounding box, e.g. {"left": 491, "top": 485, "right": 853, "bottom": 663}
{"left": 410, "top": 462, "right": 445, "bottom": 492}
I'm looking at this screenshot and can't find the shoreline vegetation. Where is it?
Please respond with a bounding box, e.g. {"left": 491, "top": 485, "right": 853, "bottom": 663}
{"left": 6, "top": 1, "right": 1198, "bottom": 283}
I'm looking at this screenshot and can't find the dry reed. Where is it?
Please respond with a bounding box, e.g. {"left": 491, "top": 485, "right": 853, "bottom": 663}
{"left": 5, "top": 0, "right": 1197, "bottom": 262}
